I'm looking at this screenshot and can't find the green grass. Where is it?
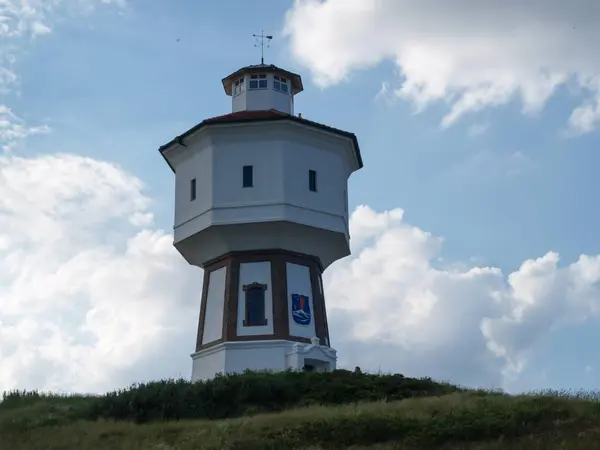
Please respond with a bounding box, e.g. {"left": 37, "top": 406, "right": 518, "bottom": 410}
{"left": 1, "top": 370, "right": 599, "bottom": 449}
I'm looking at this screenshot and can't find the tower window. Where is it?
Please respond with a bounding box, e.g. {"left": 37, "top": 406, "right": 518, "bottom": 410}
{"left": 190, "top": 178, "right": 197, "bottom": 201}
{"left": 309, "top": 170, "right": 317, "bottom": 192}
{"left": 243, "top": 165, "right": 254, "bottom": 187}
{"left": 233, "top": 77, "right": 244, "bottom": 96}
{"left": 274, "top": 75, "right": 289, "bottom": 94}
{"left": 243, "top": 282, "right": 268, "bottom": 326}
{"left": 249, "top": 74, "right": 268, "bottom": 90}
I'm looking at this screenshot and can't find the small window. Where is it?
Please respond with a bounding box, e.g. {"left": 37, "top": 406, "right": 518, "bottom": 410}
{"left": 243, "top": 165, "right": 253, "bottom": 187}
{"left": 309, "top": 170, "right": 317, "bottom": 192}
{"left": 243, "top": 282, "right": 268, "bottom": 326}
{"left": 273, "top": 75, "right": 289, "bottom": 94}
{"left": 233, "top": 77, "right": 245, "bottom": 95}
{"left": 249, "top": 74, "right": 268, "bottom": 90}
{"left": 190, "top": 178, "right": 196, "bottom": 201}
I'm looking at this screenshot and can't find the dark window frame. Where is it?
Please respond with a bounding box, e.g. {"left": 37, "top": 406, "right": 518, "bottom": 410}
{"left": 242, "top": 282, "right": 268, "bottom": 327}
{"left": 243, "top": 165, "right": 254, "bottom": 188}
{"left": 309, "top": 169, "right": 317, "bottom": 192}
{"left": 190, "top": 178, "right": 197, "bottom": 201}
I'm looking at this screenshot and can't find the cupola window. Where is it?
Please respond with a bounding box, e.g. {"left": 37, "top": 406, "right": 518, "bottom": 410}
{"left": 233, "top": 77, "right": 245, "bottom": 96}
{"left": 274, "top": 75, "right": 289, "bottom": 94}
{"left": 249, "top": 74, "right": 268, "bottom": 90}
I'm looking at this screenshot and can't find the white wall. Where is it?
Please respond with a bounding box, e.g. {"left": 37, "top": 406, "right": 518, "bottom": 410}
{"left": 282, "top": 140, "right": 347, "bottom": 219}
{"left": 191, "top": 346, "right": 227, "bottom": 382}
{"left": 171, "top": 122, "right": 357, "bottom": 268}
{"left": 224, "top": 342, "right": 289, "bottom": 373}
{"left": 212, "top": 137, "right": 284, "bottom": 208}
{"left": 209, "top": 124, "right": 350, "bottom": 227}
{"left": 201, "top": 266, "right": 227, "bottom": 344}
{"left": 232, "top": 91, "right": 247, "bottom": 112}
{"left": 174, "top": 140, "right": 212, "bottom": 228}
{"left": 237, "top": 261, "right": 274, "bottom": 336}
{"left": 244, "top": 88, "right": 292, "bottom": 114}
{"left": 191, "top": 341, "right": 297, "bottom": 381}
{"left": 191, "top": 340, "right": 337, "bottom": 381}
{"left": 286, "top": 262, "right": 317, "bottom": 339}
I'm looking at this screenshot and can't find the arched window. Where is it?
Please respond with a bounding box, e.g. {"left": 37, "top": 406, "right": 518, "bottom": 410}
{"left": 242, "top": 282, "right": 268, "bottom": 326}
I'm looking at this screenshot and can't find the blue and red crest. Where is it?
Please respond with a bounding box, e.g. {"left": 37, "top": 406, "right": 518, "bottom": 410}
{"left": 291, "top": 294, "right": 311, "bottom": 326}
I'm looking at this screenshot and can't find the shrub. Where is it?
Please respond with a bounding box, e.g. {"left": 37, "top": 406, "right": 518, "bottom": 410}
{"left": 83, "top": 370, "right": 460, "bottom": 423}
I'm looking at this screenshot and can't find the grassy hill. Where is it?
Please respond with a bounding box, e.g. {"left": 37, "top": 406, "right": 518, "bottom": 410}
{"left": 1, "top": 369, "right": 599, "bottom": 449}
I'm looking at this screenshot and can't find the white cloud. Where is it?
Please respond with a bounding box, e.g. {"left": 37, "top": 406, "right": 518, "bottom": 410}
{"left": 0, "top": 106, "right": 50, "bottom": 152}
{"left": 1, "top": 158, "right": 599, "bottom": 394}
{"left": 283, "top": 0, "right": 600, "bottom": 134}
{"left": 0, "top": 154, "right": 198, "bottom": 393}
{"left": 325, "top": 206, "right": 600, "bottom": 390}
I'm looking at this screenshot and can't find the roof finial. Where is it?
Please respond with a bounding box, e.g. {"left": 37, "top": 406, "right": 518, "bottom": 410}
{"left": 253, "top": 30, "right": 273, "bottom": 65}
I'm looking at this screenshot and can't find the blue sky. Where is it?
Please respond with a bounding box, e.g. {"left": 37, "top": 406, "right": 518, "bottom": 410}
{"left": 2, "top": 0, "right": 600, "bottom": 394}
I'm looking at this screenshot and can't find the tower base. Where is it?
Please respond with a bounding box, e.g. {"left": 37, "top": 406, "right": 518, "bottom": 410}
{"left": 191, "top": 338, "right": 337, "bottom": 382}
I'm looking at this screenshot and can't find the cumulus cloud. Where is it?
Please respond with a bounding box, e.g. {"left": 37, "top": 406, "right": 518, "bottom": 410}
{"left": 2, "top": 158, "right": 600, "bottom": 394}
{"left": 283, "top": 0, "right": 600, "bottom": 134}
{"left": 0, "top": 154, "right": 199, "bottom": 394}
{"left": 325, "top": 206, "right": 600, "bottom": 390}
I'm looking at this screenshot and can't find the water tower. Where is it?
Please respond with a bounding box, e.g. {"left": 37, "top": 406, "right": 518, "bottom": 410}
{"left": 158, "top": 41, "right": 363, "bottom": 381}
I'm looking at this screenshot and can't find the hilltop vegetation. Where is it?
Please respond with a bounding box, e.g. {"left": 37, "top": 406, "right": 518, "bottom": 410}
{"left": 1, "top": 369, "right": 599, "bottom": 449}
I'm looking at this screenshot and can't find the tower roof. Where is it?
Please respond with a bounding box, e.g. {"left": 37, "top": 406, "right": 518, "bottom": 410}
{"left": 222, "top": 64, "right": 303, "bottom": 96}
{"left": 158, "top": 109, "right": 363, "bottom": 172}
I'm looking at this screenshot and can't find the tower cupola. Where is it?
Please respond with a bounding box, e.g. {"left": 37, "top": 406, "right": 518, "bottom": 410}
{"left": 222, "top": 64, "right": 303, "bottom": 115}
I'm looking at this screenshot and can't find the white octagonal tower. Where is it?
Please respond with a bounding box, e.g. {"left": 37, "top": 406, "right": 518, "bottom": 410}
{"left": 159, "top": 63, "right": 363, "bottom": 382}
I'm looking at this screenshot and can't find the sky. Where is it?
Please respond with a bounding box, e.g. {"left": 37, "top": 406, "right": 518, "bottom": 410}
{"left": 1, "top": 0, "right": 600, "bottom": 395}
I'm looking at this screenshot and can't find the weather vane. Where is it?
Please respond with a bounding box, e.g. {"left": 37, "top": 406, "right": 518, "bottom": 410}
{"left": 253, "top": 31, "right": 273, "bottom": 65}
